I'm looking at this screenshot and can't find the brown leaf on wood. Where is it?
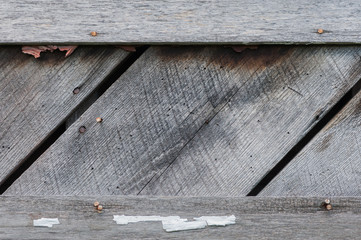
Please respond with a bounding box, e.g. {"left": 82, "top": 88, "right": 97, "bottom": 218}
{"left": 229, "top": 46, "right": 258, "bottom": 53}
{"left": 116, "top": 46, "right": 137, "bottom": 52}
{"left": 57, "top": 46, "right": 78, "bottom": 57}
{"left": 22, "top": 46, "right": 78, "bottom": 58}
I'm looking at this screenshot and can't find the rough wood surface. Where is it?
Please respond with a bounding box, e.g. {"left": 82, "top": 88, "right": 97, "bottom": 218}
{"left": 0, "top": 196, "right": 360, "bottom": 239}
{"left": 6, "top": 46, "right": 361, "bottom": 195}
{"left": 1, "top": 0, "right": 361, "bottom": 44}
{"left": 0, "top": 46, "right": 129, "bottom": 184}
{"left": 260, "top": 89, "right": 361, "bottom": 196}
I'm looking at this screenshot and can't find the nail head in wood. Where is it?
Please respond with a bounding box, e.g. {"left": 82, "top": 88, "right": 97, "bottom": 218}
{"left": 91, "top": 31, "right": 97, "bottom": 36}
{"left": 326, "top": 204, "right": 332, "bottom": 210}
{"left": 73, "top": 87, "right": 80, "bottom": 94}
{"left": 324, "top": 199, "right": 331, "bottom": 205}
{"left": 96, "top": 117, "right": 103, "bottom": 123}
{"left": 317, "top": 29, "right": 324, "bottom": 34}
{"left": 97, "top": 205, "right": 103, "bottom": 211}
{"left": 79, "top": 126, "right": 86, "bottom": 133}
{"left": 93, "top": 201, "right": 99, "bottom": 207}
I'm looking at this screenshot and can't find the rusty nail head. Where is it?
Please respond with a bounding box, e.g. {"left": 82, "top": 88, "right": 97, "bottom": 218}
{"left": 96, "top": 117, "right": 103, "bottom": 123}
{"left": 317, "top": 28, "right": 324, "bottom": 34}
{"left": 94, "top": 201, "right": 99, "bottom": 207}
{"left": 324, "top": 199, "right": 331, "bottom": 204}
{"left": 326, "top": 204, "right": 332, "bottom": 210}
{"left": 79, "top": 126, "right": 86, "bottom": 133}
{"left": 97, "top": 205, "right": 103, "bottom": 211}
{"left": 91, "top": 31, "right": 97, "bottom": 36}
{"left": 73, "top": 87, "right": 80, "bottom": 94}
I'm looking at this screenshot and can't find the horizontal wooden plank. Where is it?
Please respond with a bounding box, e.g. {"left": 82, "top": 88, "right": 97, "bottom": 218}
{"left": 0, "top": 46, "right": 129, "bottom": 184}
{"left": 260, "top": 89, "right": 361, "bottom": 196}
{"left": 6, "top": 46, "right": 361, "bottom": 196}
{"left": 0, "top": 196, "right": 360, "bottom": 239}
{"left": 1, "top": 0, "right": 361, "bottom": 44}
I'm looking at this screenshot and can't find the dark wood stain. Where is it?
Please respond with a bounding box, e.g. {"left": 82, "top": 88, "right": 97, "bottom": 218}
{"left": 317, "top": 133, "right": 333, "bottom": 152}
{"left": 156, "top": 45, "right": 293, "bottom": 71}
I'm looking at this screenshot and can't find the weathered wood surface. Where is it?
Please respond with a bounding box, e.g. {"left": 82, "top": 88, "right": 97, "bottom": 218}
{"left": 0, "top": 46, "right": 129, "bottom": 184}
{"left": 6, "top": 46, "right": 361, "bottom": 196}
{"left": 260, "top": 89, "right": 361, "bottom": 196}
{"left": 2, "top": 0, "right": 361, "bottom": 44}
{"left": 0, "top": 196, "right": 360, "bottom": 239}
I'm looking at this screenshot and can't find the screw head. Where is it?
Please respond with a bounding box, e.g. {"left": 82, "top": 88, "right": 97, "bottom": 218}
{"left": 96, "top": 117, "right": 103, "bottom": 123}
{"left": 317, "top": 28, "right": 324, "bottom": 34}
{"left": 94, "top": 201, "right": 99, "bottom": 207}
{"left": 79, "top": 126, "right": 86, "bottom": 133}
{"left": 91, "top": 31, "right": 97, "bottom": 36}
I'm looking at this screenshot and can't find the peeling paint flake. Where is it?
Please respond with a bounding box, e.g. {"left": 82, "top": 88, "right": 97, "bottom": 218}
{"left": 194, "top": 215, "right": 236, "bottom": 226}
{"left": 33, "top": 218, "right": 60, "bottom": 228}
{"left": 162, "top": 219, "right": 207, "bottom": 232}
{"left": 113, "top": 215, "right": 185, "bottom": 225}
{"left": 113, "top": 215, "right": 236, "bottom": 232}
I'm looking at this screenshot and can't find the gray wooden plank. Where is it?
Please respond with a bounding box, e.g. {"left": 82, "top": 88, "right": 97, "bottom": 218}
{"left": 137, "top": 47, "right": 361, "bottom": 197}
{"left": 2, "top": 0, "right": 361, "bottom": 44}
{"left": 0, "top": 46, "right": 130, "bottom": 184}
{"left": 260, "top": 89, "right": 361, "bottom": 196}
{"left": 0, "top": 196, "right": 360, "bottom": 239}
{"left": 6, "top": 46, "right": 361, "bottom": 196}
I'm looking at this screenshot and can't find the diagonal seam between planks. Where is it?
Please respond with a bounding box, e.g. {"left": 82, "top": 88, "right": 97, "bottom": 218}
{"left": 247, "top": 76, "right": 361, "bottom": 196}
{"left": 0, "top": 46, "right": 149, "bottom": 194}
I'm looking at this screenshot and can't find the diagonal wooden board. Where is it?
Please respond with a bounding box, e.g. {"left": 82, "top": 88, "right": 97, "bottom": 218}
{"left": 5, "top": 46, "right": 361, "bottom": 195}
{"left": 0, "top": 46, "right": 130, "bottom": 185}
{"left": 259, "top": 89, "right": 361, "bottom": 196}
{"left": 0, "top": 196, "right": 360, "bottom": 240}
{"left": 1, "top": 0, "right": 361, "bottom": 44}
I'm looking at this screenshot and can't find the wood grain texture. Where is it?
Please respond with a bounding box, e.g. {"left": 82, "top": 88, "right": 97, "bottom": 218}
{"left": 1, "top": 0, "right": 361, "bottom": 44}
{"left": 5, "top": 46, "right": 361, "bottom": 196}
{"left": 0, "top": 196, "right": 360, "bottom": 239}
{"left": 138, "top": 46, "right": 361, "bottom": 197}
{"left": 0, "top": 46, "right": 129, "bottom": 184}
{"left": 260, "top": 89, "right": 361, "bottom": 196}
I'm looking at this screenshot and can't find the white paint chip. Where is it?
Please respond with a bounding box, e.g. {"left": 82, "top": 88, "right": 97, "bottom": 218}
{"left": 113, "top": 215, "right": 237, "bottom": 232}
{"left": 113, "top": 215, "right": 185, "bottom": 225}
{"left": 33, "top": 218, "right": 60, "bottom": 228}
{"left": 194, "top": 215, "right": 236, "bottom": 226}
{"left": 162, "top": 219, "right": 207, "bottom": 232}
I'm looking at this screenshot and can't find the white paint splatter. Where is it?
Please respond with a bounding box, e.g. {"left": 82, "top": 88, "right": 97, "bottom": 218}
{"left": 194, "top": 215, "right": 236, "bottom": 226}
{"left": 113, "top": 215, "right": 236, "bottom": 232}
{"left": 113, "top": 215, "right": 186, "bottom": 225}
{"left": 33, "top": 218, "right": 60, "bottom": 228}
{"left": 162, "top": 219, "right": 207, "bottom": 232}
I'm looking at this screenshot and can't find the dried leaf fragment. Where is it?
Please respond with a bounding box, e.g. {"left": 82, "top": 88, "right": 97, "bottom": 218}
{"left": 230, "top": 45, "right": 258, "bottom": 53}
{"left": 116, "top": 46, "right": 138, "bottom": 52}
{"left": 22, "top": 45, "right": 78, "bottom": 58}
